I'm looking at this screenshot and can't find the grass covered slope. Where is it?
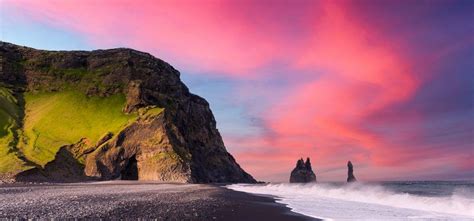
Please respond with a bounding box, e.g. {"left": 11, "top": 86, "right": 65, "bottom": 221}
{"left": 0, "top": 87, "right": 27, "bottom": 174}
{"left": 19, "top": 90, "right": 139, "bottom": 166}
{"left": 0, "top": 87, "right": 20, "bottom": 139}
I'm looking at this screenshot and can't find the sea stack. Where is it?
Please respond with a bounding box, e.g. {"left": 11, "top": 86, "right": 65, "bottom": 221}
{"left": 347, "top": 161, "right": 357, "bottom": 182}
{"left": 290, "top": 157, "right": 317, "bottom": 183}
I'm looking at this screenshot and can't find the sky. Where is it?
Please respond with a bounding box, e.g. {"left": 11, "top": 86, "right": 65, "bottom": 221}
{"left": 1, "top": 0, "right": 473, "bottom": 182}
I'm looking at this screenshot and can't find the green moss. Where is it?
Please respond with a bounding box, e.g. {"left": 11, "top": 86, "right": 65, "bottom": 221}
{"left": 154, "top": 151, "right": 179, "bottom": 161}
{"left": 23, "top": 56, "right": 51, "bottom": 69}
{"left": 0, "top": 87, "right": 27, "bottom": 173}
{"left": 138, "top": 106, "right": 164, "bottom": 119}
{"left": 59, "top": 68, "right": 89, "bottom": 79}
{"left": 145, "top": 107, "right": 164, "bottom": 116}
{"left": 22, "top": 58, "right": 126, "bottom": 93}
{"left": 0, "top": 87, "right": 19, "bottom": 136}
{"left": 60, "top": 67, "right": 110, "bottom": 80}
{"left": 18, "top": 90, "right": 138, "bottom": 166}
{"left": 145, "top": 151, "right": 182, "bottom": 167}
{"left": 1, "top": 82, "right": 166, "bottom": 175}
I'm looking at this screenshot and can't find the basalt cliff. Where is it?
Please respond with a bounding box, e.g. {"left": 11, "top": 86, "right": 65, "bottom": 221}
{"left": 0, "top": 41, "right": 256, "bottom": 183}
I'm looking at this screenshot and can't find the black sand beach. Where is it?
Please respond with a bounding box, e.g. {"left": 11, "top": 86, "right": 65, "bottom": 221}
{"left": 0, "top": 181, "right": 316, "bottom": 220}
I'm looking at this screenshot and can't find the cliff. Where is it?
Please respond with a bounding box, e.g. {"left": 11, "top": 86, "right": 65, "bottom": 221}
{"left": 289, "top": 157, "right": 316, "bottom": 183}
{"left": 0, "top": 41, "right": 256, "bottom": 183}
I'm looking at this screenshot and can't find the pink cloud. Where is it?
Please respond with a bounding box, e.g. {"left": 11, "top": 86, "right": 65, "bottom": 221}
{"left": 7, "top": 0, "right": 290, "bottom": 76}
{"left": 229, "top": 3, "right": 431, "bottom": 181}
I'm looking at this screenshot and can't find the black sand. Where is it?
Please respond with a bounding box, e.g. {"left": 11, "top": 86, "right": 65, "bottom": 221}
{"left": 0, "top": 181, "right": 316, "bottom": 220}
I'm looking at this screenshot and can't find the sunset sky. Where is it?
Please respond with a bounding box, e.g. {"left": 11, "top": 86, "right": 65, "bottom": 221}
{"left": 1, "top": 0, "right": 473, "bottom": 181}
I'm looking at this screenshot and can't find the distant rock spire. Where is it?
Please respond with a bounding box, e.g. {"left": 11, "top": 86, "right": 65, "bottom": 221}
{"left": 290, "top": 157, "right": 317, "bottom": 183}
{"left": 296, "top": 158, "right": 305, "bottom": 169}
{"left": 305, "top": 157, "right": 312, "bottom": 170}
{"left": 347, "top": 161, "right": 357, "bottom": 182}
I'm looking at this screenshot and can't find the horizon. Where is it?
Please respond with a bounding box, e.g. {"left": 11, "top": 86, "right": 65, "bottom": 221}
{"left": 1, "top": 0, "right": 473, "bottom": 182}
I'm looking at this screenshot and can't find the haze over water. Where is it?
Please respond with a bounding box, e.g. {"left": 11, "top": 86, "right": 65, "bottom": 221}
{"left": 228, "top": 181, "right": 474, "bottom": 220}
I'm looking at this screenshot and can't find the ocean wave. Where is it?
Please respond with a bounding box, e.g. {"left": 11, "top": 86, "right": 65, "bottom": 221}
{"left": 226, "top": 182, "right": 474, "bottom": 220}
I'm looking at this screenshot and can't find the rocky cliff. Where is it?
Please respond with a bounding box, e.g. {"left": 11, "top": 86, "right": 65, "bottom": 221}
{"left": 289, "top": 157, "right": 316, "bottom": 183}
{"left": 0, "top": 41, "right": 256, "bottom": 183}
{"left": 347, "top": 161, "right": 357, "bottom": 182}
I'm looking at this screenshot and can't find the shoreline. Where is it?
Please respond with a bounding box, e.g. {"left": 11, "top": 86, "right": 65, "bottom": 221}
{"left": 214, "top": 185, "right": 317, "bottom": 221}
{"left": 0, "top": 181, "right": 317, "bottom": 220}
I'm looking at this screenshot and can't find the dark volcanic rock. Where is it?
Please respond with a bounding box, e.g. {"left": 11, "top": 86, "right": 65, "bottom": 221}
{"left": 0, "top": 41, "right": 256, "bottom": 183}
{"left": 347, "top": 161, "right": 357, "bottom": 182}
{"left": 289, "top": 158, "right": 316, "bottom": 183}
{"left": 15, "top": 145, "right": 91, "bottom": 183}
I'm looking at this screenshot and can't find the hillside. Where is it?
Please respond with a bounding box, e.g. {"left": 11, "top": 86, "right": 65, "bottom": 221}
{"left": 0, "top": 41, "right": 255, "bottom": 183}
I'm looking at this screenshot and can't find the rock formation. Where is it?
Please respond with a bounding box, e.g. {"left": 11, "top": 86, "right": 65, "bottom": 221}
{"left": 0, "top": 41, "right": 256, "bottom": 183}
{"left": 347, "top": 161, "right": 357, "bottom": 182}
{"left": 289, "top": 157, "right": 316, "bottom": 183}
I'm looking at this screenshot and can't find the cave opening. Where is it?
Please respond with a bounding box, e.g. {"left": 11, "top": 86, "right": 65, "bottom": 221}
{"left": 121, "top": 155, "right": 138, "bottom": 180}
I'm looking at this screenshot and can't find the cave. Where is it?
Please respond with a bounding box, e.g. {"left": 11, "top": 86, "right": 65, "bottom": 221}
{"left": 121, "top": 155, "right": 139, "bottom": 180}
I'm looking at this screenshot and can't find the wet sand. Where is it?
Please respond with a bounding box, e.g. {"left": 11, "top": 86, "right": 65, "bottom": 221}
{"left": 0, "top": 181, "right": 316, "bottom": 220}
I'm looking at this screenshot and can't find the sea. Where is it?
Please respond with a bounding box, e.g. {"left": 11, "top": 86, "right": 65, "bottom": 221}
{"left": 227, "top": 181, "right": 474, "bottom": 220}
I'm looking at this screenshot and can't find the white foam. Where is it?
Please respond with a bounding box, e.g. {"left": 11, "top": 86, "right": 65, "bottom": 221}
{"left": 226, "top": 183, "right": 474, "bottom": 220}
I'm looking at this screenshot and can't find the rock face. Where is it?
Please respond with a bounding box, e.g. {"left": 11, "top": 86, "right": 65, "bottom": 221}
{"left": 289, "top": 158, "right": 316, "bottom": 183}
{"left": 0, "top": 41, "right": 256, "bottom": 183}
{"left": 347, "top": 161, "right": 357, "bottom": 182}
